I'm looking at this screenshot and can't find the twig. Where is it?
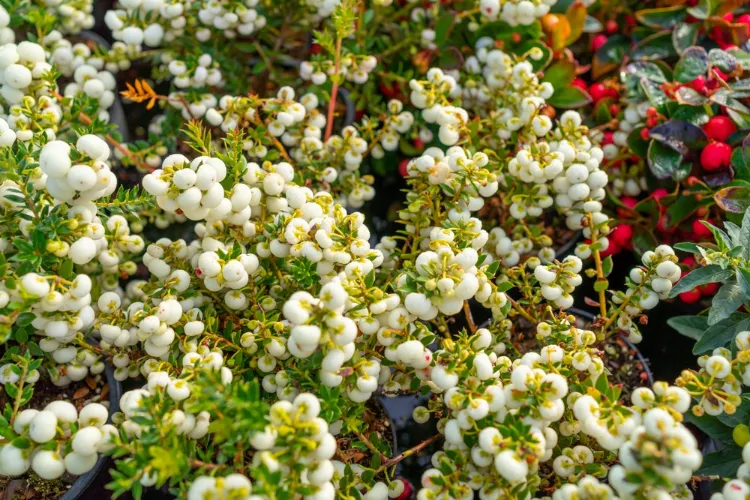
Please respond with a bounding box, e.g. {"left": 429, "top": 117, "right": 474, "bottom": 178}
{"left": 377, "top": 434, "right": 441, "bottom": 473}
{"left": 324, "top": 36, "right": 343, "bottom": 142}
{"left": 463, "top": 300, "right": 477, "bottom": 334}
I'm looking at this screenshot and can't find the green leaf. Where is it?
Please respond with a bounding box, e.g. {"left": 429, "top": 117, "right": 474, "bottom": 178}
{"left": 694, "top": 313, "right": 750, "bottom": 354}
{"left": 674, "top": 46, "right": 709, "bottom": 83}
{"left": 596, "top": 35, "right": 630, "bottom": 64}
{"left": 542, "top": 60, "right": 576, "bottom": 89}
{"left": 715, "top": 185, "right": 750, "bottom": 214}
{"left": 710, "top": 283, "right": 747, "bottom": 325}
{"left": 434, "top": 11, "right": 454, "bottom": 45}
{"left": 710, "top": 48, "right": 738, "bottom": 74}
{"left": 673, "top": 23, "right": 700, "bottom": 54}
{"left": 624, "top": 62, "right": 667, "bottom": 83}
{"left": 547, "top": 87, "right": 592, "bottom": 109}
{"left": 667, "top": 315, "right": 708, "bottom": 340}
{"left": 684, "top": 412, "right": 735, "bottom": 444}
{"left": 649, "top": 120, "right": 708, "bottom": 155}
{"left": 669, "top": 265, "right": 734, "bottom": 298}
{"left": 740, "top": 207, "right": 750, "bottom": 260}
{"left": 699, "top": 447, "right": 743, "bottom": 477}
{"left": 59, "top": 259, "right": 74, "bottom": 280}
{"left": 718, "top": 396, "right": 750, "bottom": 427}
{"left": 686, "top": 0, "right": 713, "bottom": 20}
{"left": 632, "top": 31, "right": 677, "bottom": 61}
{"left": 647, "top": 141, "right": 683, "bottom": 180}
{"left": 636, "top": 5, "right": 687, "bottom": 29}
{"left": 675, "top": 86, "right": 709, "bottom": 106}
{"left": 738, "top": 268, "right": 750, "bottom": 299}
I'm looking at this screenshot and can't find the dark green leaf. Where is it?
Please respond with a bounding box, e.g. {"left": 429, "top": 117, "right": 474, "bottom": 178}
{"left": 673, "top": 23, "right": 700, "bottom": 54}
{"left": 667, "top": 315, "right": 708, "bottom": 340}
{"left": 694, "top": 313, "right": 750, "bottom": 353}
{"left": 647, "top": 141, "right": 683, "bottom": 180}
{"left": 699, "top": 448, "right": 743, "bottom": 477}
{"left": 674, "top": 46, "right": 709, "bottom": 83}
{"left": 547, "top": 87, "right": 592, "bottom": 109}
{"left": 709, "top": 283, "right": 747, "bottom": 325}
{"left": 632, "top": 31, "right": 677, "bottom": 61}
{"left": 669, "top": 265, "right": 735, "bottom": 297}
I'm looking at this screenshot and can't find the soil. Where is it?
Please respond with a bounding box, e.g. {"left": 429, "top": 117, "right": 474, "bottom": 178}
{"left": 335, "top": 398, "right": 396, "bottom": 469}
{"left": 0, "top": 373, "right": 111, "bottom": 500}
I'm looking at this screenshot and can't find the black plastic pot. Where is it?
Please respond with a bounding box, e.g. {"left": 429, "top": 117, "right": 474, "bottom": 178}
{"left": 77, "top": 31, "right": 130, "bottom": 142}
{"left": 59, "top": 362, "right": 122, "bottom": 500}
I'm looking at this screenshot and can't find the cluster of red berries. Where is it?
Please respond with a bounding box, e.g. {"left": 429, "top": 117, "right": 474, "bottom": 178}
{"left": 677, "top": 255, "right": 719, "bottom": 304}
{"left": 700, "top": 115, "right": 736, "bottom": 172}
{"left": 639, "top": 107, "right": 664, "bottom": 141}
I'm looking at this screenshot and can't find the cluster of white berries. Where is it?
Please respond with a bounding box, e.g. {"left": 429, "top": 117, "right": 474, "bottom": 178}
{"left": 369, "top": 100, "right": 415, "bottom": 158}
{"left": 409, "top": 69, "right": 466, "bottom": 146}
{"left": 187, "top": 474, "right": 253, "bottom": 500}
{"left": 507, "top": 112, "right": 608, "bottom": 227}
{"left": 0, "top": 401, "right": 113, "bottom": 479}
{"left": 165, "top": 53, "right": 224, "bottom": 90}
{"left": 248, "top": 393, "right": 337, "bottom": 500}
{"left": 40, "top": 135, "right": 118, "bottom": 208}
{"left": 119, "top": 373, "right": 213, "bottom": 439}
{"left": 462, "top": 41, "right": 552, "bottom": 142}
{"left": 609, "top": 245, "right": 681, "bottom": 343}
{"left": 282, "top": 282, "right": 383, "bottom": 402}
{"left": 7, "top": 274, "right": 104, "bottom": 378}
{"left": 608, "top": 408, "right": 701, "bottom": 499}
{"left": 533, "top": 256, "right": 584, "bottom": 309}
{"left": 143, "top": 154, "right": 230, "bottom": 221}
{"left": 301, "top": 54, "right": 377, "bottom": 86}
{"left": 105, "top": 0, "right": 187, "bottom": 50}
{"left": 601, "top": 102, "right": 650, "bottom": 197}
{"left": 478, "top": 0, "right": 556, "bottom": 26}
{"left": 0, "top": 40, "right": 51, "bottom": 106}
{"left": 197, "top": 0, "right": 266, "bottom": 38}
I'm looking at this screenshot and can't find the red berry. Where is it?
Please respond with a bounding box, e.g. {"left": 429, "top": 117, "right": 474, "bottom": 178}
{"left": 605, "top": 88, "right": 619, "bottom": 99}
{"left": 738, "top": 14, "right": 750, "bottom": 25}
{"left": 652, "top": 188, "right": 669, "bottom": 201}
{"left": 692, "top": 219, "right": 713, "bottom": 239}
{"left": 311, "top": 43, "right": 322, "bottom": 54}
{"left": 589, "top": 83, "right": 607, "bottom": 102}
{"left": 592, "top": 34, "right": 608, "bottom": 51}
{"left": 625, "top": 15, "right": 636, "bottom": 26}
{"left": 622, "top": 196, "right": 638, "bottom": 208}
{"left": 657, "top": 214, "right": 674, "bottom": 233}
{"left": 680, "top": 288, "right": 702, "bottom": 304}
{"left": 640, "top": 128, "right": 651, "bottom": 141}
{"left": 712, "top": 68, "right": 728, "bottom": 81}
{"left": 606, "top": 20, "right": 618, "bottom": 34}
{"left": 600, "top": 241, "right": 620, "bottom": 258}
{"left": 609, "top": 104, "right": 620, "bottom": 115}
{"left": 398, "top": 159, "right": 409, "bottom": 177}
{"left": 700, "top": 282, "right": 719, "bottom": 296}
{"left": 682, "top": 255, "right": 696, "bottom": 268}
{"left": 703, "top": 116, "right": 737, "bottom": 142}
{"left": 611, "top": 224, "right": 633, "bottom": 247}
{"left": 723, "top": 12, "right": 735, "bottom": 22}
{"left": 571, "top": 78, "right": 588, "bottom": 91}
{"left": 601, "top": 131, "right": 614, "bottom": 145}
{"left": 692, "top": 75, "right": 706, "bottom": 93}
{"left": 700, "top": 142, "right": 733, "bottom": 171}
{"left": 413, "top": 138, "right": 424, "bottom": 150}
